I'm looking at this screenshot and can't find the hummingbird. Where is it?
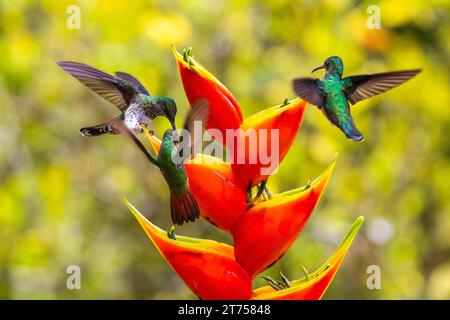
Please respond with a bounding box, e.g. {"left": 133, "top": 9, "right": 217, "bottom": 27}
{"left": 57, "top": 61, "right": 177, "bottom": 137}
{"left": 115, "top": 99, "right": 210, "bottom": 226}
{"left": 292, "top": 56, "right": 421, "bottom": 141}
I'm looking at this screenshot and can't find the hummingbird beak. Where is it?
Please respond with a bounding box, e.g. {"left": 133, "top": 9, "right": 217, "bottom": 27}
{"left": 311, "top": 65, "right": 325, "bottom": 73}
{"left": 169, "top": 119, "right": 180, "bottom": 144}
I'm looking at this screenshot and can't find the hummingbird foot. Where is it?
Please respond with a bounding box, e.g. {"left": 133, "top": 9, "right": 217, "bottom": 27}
{"left": 246, "top": 180, "right": 271, "bottom": 209}
{"left": 139, "top": 124, "right": 154, "bottom": 136}
{"left": 264, "top": 186, "right": 272, "bottom": 199}
{"left": 254, "top": 180, "right": 268, "bottom": 201}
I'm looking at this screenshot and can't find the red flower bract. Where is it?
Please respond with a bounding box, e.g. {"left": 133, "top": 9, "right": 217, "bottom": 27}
{"left": 185, "top": 155, "right": 247, "bottom": 231}
{"left": 173, "top": 46, "right": 243, "bottom": 143}
{"left": 253, "top": 217, "right": 364, "bottom": 300}
{"left": 233, "top": 158, "right": 336, "bottom": 278}
{"left": 231, "top": 98, "right": 307, "bottom": 186}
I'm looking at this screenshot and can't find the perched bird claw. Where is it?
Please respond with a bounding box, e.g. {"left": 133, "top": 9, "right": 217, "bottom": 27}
{"left": 246, "top": 180, "right": 272, "bottom": 209}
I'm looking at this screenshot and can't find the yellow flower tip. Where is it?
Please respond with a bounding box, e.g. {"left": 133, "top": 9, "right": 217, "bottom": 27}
{"left": 333, "top": 152, "right": 339, "bottom": 160}
{"left": 355, "top": 216, "right": 365, "bottom": 229}
{"left": 172, "top": 45, "right": 196, "bottom": 70}
{"left": 171, "top": 44, "right": 182, "bottom": 61}
{"left": 320, "top": 215, "right": 364, "bottom": 271}
{"left": 173, "top": 45, "right": 229, "bottom": 91}
{"left": 338, "top": 215, "right": 364, "bottom": 247}
{"left": 123, "top": 199, "right": 164, "bottom": 240}
{"left": 125, "top": 200, "right": 236, "bottom": 257}
{"left": 142, "top": 127, "right": 161, "bottom": 154}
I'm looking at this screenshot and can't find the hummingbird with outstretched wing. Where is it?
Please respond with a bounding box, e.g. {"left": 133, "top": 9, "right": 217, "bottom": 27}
{"left": 115, "top": 99, "right": 209, "bottom": 226}
{"left": 57, "top": 61, "right": 177, "bottom": 137}
{"left": 293, "top": 56, "right": 421, "bottom": 142}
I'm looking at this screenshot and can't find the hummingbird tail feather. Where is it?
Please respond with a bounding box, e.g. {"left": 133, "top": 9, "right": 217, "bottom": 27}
{"left": 170, "top": 189, "right": 201, "bottom": 225}
{"left": 79, "top": 122, "right": 118, "bottom": 137}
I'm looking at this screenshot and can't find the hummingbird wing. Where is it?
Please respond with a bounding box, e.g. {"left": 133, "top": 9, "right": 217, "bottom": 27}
{"left": 182, "top": 98, "right": 210, "bottom": 160}
{"left": 57, "top": 61, "right": 139, "bottom": 111}
{"left": 183, "top": 98, "right": 210, "bottom": 134}
{"left": 343, "top": 69, "right": 421, "bottom": 105}
{"left": 110, "top": 118, "right": 159, "bottom": 167}
{"left": 115, "top": 71, "right": 151, "bottom": 96}
{"left": 292, "top": 78, "right": 324, "bottom": 108}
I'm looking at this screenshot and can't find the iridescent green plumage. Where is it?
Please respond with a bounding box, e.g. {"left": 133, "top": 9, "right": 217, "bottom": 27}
{"left": 293, "top": 56, "right": 421, "bottom": 141}
{"left": 114, "top": 99, "right": 209, "bottom": 226}
{"left": 157, "top": 129, "right": 189, "bottom": 197}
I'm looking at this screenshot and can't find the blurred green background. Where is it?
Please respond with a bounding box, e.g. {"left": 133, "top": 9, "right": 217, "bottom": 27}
{"left": 0, "top": 0, "right": 449, "bottom": 299}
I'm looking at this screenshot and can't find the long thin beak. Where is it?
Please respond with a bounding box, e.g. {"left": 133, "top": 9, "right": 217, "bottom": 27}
{"left": 311, "top": 65, "right": 325, "bottom": 73}
{"left": 170, "top": 119, "right": 177, "bottom": 130}
{"left": 169, "top": 119, "right": 180, "bottom": 144}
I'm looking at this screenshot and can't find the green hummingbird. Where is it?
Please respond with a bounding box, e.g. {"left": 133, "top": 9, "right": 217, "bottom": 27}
{"left": 57, "top": 61, "right": 177, "bottom": 136}
{"left": 115, "top": 99, "right": 209, "bottom": 226}
{"left": 292, "top": 56, "right": 421, "bottom": 141}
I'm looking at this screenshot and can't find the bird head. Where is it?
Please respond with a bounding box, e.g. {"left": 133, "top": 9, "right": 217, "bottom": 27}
{"left": 312, "top": 56, "right": 344, "bottom": 76}
{"left": 161, "top": 98, "right": 178, "bottom": 130}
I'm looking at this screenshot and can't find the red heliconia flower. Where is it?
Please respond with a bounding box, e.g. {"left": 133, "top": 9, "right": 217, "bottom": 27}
{"left": 173, "top": 47, "right": 308, "bottom": 183}
{"left": 121, "top": 47, "right": 365, "bottom": 301}
{"left": 185, "top": 154, "right": 248, "bottom": 231}
{"left": 173, "top": 46, "right": 243, "bottom": 141}
{"left": 233, "top": 158, "right": 336, "bottom": 278}
{"left": 125, "top": 199, "right": 252, "bottom": 300}
{"left": 144, "top": 133, "right": 335, "bottom": 261}
{"left": 252, "top": 217, "right": 364, "bottom": 300}
{"left": 126, "top": 197, "right": 363, "bottom": 300}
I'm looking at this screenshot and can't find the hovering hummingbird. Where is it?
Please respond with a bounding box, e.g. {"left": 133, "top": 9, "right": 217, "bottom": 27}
{"left": 115, "top": 99, "right": 209, "bottom": 226}
{"left": 292, "top": 56, "right": 421, "bottom": 141}
{"left": 57, "top": 61, "right": 177, "bottom": 136}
